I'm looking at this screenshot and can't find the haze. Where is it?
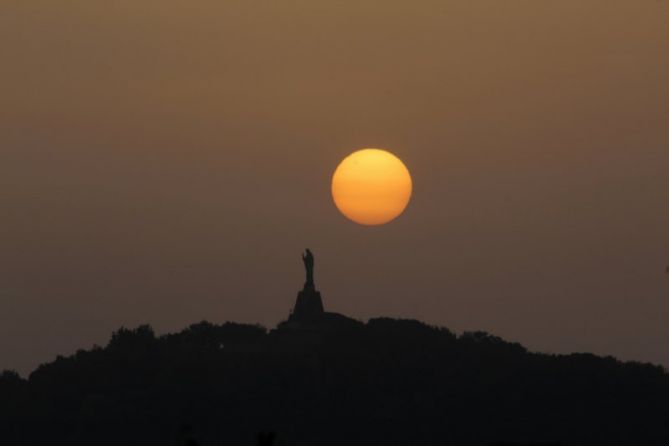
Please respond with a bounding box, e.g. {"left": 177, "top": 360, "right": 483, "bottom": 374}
{"left": 1, "top": 1, "right": 668, "bottom": 375}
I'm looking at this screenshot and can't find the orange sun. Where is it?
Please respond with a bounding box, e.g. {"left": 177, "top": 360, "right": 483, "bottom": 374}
{"left": 331, "top": 148, "right": 413, "bottom": 226}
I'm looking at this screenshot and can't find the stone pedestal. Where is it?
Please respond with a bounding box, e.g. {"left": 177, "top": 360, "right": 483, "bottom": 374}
{"left": 289, "top": 285, "right": 324, "bottom": 322}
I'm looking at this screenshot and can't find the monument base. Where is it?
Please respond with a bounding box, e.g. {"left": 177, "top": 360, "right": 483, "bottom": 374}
{"left": 289, "top": 286, "right": 324, "bottom": 322}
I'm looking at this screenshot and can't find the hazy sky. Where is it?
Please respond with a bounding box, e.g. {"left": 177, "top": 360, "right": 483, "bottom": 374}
{"left": 2, "top": 1, "right": 669, "bottom": 375}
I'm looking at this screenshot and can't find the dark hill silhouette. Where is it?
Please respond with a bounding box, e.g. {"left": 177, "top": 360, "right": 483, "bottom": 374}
{"left": 1, "top": 318, "right": 668, "bottom": 445}
{"left": 2, "top": 252, "right": 668, "bottom": 445}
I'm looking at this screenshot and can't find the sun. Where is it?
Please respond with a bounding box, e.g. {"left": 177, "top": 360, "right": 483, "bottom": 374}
{"left": 331, "top": 148, "right": 413, "bottom": 226}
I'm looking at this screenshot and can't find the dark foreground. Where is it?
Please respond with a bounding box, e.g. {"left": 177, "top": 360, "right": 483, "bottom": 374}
{"left": 1, "top": 317, "right": 668, "bottom": 445}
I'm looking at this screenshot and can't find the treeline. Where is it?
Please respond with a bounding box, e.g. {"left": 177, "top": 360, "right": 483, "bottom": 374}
{"left": 1, "top": 318, "right": 668, "bottom": 445}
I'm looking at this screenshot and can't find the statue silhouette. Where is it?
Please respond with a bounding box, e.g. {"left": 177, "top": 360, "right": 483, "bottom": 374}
{"left": 302, "top": 249, "right": 315, "bottom": 289}
{"left": 289, "top": 249, "right": 324, "bottom": 321}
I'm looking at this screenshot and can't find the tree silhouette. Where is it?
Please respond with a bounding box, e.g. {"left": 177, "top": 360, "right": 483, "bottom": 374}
{"left": 1, "top": 318, "right": 668, "bottom": 445}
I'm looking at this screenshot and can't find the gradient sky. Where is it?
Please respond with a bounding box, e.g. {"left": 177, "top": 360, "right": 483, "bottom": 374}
{"left": 2, "top": 1, "right": 669, "bottom": 375}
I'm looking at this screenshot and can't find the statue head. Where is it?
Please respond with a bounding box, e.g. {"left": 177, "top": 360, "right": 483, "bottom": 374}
{"left": 303, "top": 249, "right": 314, "bottom": 263}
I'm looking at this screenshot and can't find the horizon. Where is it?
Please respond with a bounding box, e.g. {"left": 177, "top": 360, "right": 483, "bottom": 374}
{"left": 5, "top": 247, "right": 669, "bottom": 377}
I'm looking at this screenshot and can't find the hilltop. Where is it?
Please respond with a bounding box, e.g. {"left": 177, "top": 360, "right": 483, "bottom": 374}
{"left": 1, "top": 317, "right": 668, "bottom": 445}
